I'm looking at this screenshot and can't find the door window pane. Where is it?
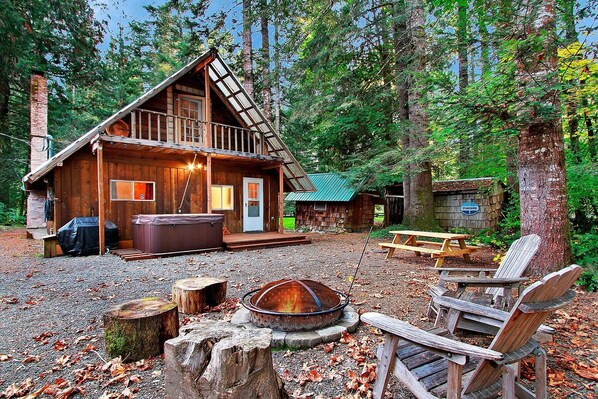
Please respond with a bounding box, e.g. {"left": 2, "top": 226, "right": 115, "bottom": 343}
{"left": 248, "top": 183, "right": 258, "bottom": 199}
{"left": 248, "top": 200, "right": 260, "bottom": 217}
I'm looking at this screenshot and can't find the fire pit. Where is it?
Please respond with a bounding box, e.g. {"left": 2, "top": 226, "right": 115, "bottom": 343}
{"left": 241, "top": 279, "right": 349, "bottom": 332}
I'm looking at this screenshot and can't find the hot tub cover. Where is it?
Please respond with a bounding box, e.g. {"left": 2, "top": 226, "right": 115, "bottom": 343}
{"left": 132, "top": 213, "right": 224, "bottom": 225}
{"left": 57, "top": 217, "right": 119, "bottom": 256}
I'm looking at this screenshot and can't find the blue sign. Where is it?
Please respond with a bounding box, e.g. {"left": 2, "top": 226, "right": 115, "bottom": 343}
{"left": 461, "top": 200, "right": 479, "bottom": 216}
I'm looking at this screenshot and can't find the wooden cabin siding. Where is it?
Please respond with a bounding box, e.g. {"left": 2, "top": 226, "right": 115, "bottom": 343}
{"left": 433, "top": 186, "right": 504, "bottom": 232}
{"left": 352, "top": 194, "right": 375, "bottom": 231}
{"left": 52, "top": 148, "right": 280, "bottom": 241}
{"left": 295, "top": 201, "right": 352, "bottom": 232}
{"left": 211, "top": 159, "right": 279, "bottom": 233}
{"left": 54, "top": 149, "right": 205, "bottom": 241}
{"left": 295, "top": 195, "right": 375, "bottom": 233}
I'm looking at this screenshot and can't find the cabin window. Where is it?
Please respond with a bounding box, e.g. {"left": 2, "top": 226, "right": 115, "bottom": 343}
{"left": 110, "top": 180, "right": 155, "bottom": 201}
{"left": 212, "top": 185, "right": 234, "bottom": 210}
{"left": 314, "top": 202, "right": 327, "bottom": 211}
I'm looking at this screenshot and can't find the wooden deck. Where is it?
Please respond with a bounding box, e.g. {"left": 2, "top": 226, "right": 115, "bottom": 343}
{"left": 223, "top": 232, "right": 311, "bottom": 251}
{"left": 111, "top": 232, "right": 311, "bottom": 260}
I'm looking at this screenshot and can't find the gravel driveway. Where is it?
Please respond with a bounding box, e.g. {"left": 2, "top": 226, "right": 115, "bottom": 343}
{"left": 1, "top": 228, "right": 595, "bottom": 399}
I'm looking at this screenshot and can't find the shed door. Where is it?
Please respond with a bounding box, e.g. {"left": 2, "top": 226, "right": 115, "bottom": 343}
{"left": 243, "top": 177, "right": 263, "bottom": 232}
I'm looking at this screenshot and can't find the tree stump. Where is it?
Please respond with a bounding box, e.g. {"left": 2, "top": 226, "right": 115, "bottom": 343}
{"left": 172, "top": 277, "right": 227, "bottom": 314}
{"left": 164, "top": 321, "right": 288, "bottom": 399}
{"left": 103, "top": 297, "right": 179, "bottom": 362}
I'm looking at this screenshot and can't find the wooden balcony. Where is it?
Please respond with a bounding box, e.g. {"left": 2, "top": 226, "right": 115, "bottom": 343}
{"left": 128, "top": 109, "right": 265, "bottom": 155}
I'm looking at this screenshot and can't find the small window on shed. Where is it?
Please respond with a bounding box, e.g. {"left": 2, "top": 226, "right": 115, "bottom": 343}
{"left": 314, "top": 202, "right": 327, "bottom": 211}
{"left": 110, "top": 180, "right": 155, "bottom": 201}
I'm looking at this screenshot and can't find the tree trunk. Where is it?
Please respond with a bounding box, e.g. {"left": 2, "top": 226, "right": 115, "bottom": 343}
{"left": 515, "top": 0, "right": 572, "bottom": 275}
{"left": 0, "top": 73, "right": 10, "bottom": 205}
{"left": 563, "top": 0, "right": 581, "bottom": 164}
{"left": 402, "top": 0, "right": 437, "bottom": 229}
{"left": 582, "top": 93, "right": 596, "bottom": 160}
{"left": 475, "top": 0, "right": 491, "bottom": 76}
{"left": 505, "top": 136, "right": 519, "bottom": 195}
{"left": 165, "top": 321, "right": 288, "bottom": 399}
{"left": 274, "top": 15, "right": 281, "bottom": 132}
{"left": 393, "top": 0, "right": 411, "bottom": 214}
{"left": 457, "top": 0, "right": 470, "bottom": 176}
{"left": 172, "top": 277, "right": 227, "bottom": 314}
{"left": 260, "top": 0, "right": 272, "bottom": 121}
{"left": 242, "top": 0, "right": 254, "bottom": 97}
{"left": 103, "top": 297, "right": 179, "bottom": 362}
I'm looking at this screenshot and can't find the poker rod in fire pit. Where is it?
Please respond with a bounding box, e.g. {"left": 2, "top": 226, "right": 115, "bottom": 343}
{"left": 347, "top": 225, "right": 373, "bottom": 297}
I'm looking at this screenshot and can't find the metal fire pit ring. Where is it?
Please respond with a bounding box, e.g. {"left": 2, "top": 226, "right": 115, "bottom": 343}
{"left": 241, "top": 288, "right": 350, "bottom": 332}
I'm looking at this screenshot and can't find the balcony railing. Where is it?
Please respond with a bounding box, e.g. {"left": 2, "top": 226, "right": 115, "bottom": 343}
{"left": 128, "top": 109, "right": 265, "bottom": 155}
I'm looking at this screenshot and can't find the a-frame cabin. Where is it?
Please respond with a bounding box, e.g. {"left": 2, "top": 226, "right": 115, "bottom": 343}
{"left": 23, "top": 49, "right": 314, "bottom": 253}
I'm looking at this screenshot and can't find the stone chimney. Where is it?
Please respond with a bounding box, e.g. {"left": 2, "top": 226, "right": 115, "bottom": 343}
{"left": 30, "top": 71, "right": 48, "bottom": 171}
{"left": 26, "top": 72, "right": 49, "bottom": 233}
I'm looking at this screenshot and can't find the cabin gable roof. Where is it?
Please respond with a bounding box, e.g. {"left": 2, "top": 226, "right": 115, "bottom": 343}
{"left": 23, "top": 49, "right": 314, "bottom": 192}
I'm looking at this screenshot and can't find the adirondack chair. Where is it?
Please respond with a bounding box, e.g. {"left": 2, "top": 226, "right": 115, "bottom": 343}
{"left": 427, "top": 234, "right": 541, "bottom": 328}
{"left": 362, "top": 264, "right": 581, "bottom": 399}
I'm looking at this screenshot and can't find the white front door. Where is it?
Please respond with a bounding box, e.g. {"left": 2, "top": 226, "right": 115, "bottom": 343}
{"left": 243, "top": 177, "right": 263, "bottom": 232}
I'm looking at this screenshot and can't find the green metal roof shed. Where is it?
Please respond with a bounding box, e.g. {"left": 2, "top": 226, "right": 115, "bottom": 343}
{"left": 285, "top": 173, "right": 358, "bottom": 202}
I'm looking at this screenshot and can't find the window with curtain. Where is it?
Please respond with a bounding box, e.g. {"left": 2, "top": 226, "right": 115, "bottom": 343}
{"left": 110, "top": 180, "right": 155, "bottom": 201}
{"left": 212, "top": 185, "right": 234, "bottom": 210}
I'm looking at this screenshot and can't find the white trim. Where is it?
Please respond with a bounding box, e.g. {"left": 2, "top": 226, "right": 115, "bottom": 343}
{"left": 243, "top": 177, "right": 264, "bottom": 232}
{"left": 211, "top": 184, "right": 234, "bottom": 210}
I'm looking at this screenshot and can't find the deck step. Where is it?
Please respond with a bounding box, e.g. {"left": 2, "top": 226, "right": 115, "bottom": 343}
{"left": 111, "top": 248, "right": 158, "bottom": 261}
{"left": 224, "top": 235, "right": 308, "bottom": 245}
{"left": 225, "top": 238, "right": 311, "bottom": 251}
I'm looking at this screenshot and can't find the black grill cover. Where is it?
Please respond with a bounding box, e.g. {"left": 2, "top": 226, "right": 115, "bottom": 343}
{"left": 57, "top": 217, "right": 119, "bottom": 256}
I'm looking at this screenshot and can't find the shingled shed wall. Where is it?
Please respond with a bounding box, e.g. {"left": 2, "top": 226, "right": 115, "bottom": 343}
{"left": 433, "top": 179, "right": 504, "bottom": 232}
{"left": 294, "top": 194, "right": 375, "bottom": 232}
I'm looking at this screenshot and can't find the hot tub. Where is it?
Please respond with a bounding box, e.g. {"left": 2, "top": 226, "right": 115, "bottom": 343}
{"left": 132, "top": 214, "right": 223, "bottom": 255}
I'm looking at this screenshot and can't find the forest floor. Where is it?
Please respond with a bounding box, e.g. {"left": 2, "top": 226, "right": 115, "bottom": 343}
{"left": 0, "top": 227, "right": 596, "bottom": 399}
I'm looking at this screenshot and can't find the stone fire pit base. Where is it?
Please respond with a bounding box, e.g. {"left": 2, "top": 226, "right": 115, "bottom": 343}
{"left": 231, "top": 306, "right": 359, "bottom": 349}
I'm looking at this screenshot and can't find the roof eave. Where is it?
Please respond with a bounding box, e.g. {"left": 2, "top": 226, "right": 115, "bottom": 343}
{"left": 23, "top": 50, "right": 216, "bottom": 186}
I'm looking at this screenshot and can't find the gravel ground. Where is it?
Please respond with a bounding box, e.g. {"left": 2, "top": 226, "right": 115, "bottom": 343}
{"left": 0, "top": 227, "right": 596, "bottom": 399}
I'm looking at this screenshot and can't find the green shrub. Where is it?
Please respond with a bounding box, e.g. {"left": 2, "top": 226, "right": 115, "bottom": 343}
{"left": 572, "top": 233, "right": 598, "bottom": 292}
{"left": 576, "top": 263, "right": 598, "bottom": 292}
{"left": 370, "top": 224, "right": 407, "bottom": 239}
{"left": 0, "top": 203, "right": 25, "bottom": 226}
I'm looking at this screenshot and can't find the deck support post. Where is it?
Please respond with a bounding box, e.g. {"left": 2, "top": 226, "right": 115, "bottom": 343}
{"left": 207, "top": 154, "right": 212, "bottom": 214}
{"left": 96, "top": 144, "right": 105, "bottom": 255}
{"left": 279, "top": 165, "right": 284, "bottom": 234}
{"left": 204, "top": 64, "right": 212, "bottom": 148}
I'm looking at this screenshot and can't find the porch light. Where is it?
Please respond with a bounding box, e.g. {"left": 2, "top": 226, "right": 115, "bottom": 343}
{"left": 187, "top": 163, "right": 203, "bottom": 171}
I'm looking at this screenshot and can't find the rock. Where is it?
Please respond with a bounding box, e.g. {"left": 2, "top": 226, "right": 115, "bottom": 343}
{"left": 284, "top": 331, "right": 322, "bottom": 349}
{"left": 164, "top": 321, "right": 287, "bottom": 399}
{"left": 338, "top": 309, "right": 360, "bottom": 332}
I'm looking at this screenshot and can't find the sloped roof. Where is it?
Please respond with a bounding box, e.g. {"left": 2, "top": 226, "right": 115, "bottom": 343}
{"left": 23, "top": 49, "right": 314, "bottom": 192}
{"left": 432, "top": 177, "right": 500, "bottom": 193}
{"left": 285, "top": 173, "right": 359, "bottom": 202}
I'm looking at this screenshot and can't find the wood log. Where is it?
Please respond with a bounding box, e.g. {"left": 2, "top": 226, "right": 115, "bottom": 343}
{"left": 103, "top": 297, "right": 179, "bottom": 362}
{"left": 172, "top": 277, "right": 227, "bottom": 314}
{"left": 164, "top": 321, "right": 288, "bottom": 399}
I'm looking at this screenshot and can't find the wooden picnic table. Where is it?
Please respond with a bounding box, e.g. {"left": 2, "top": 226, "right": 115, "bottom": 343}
{"left": 378, "top": 230, "right": 479, "bottom": 268}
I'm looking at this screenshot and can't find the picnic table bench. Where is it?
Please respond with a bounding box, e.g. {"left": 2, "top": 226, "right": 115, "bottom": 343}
{"left": 379, "top": 230, "right": 480, "bottom": 268}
